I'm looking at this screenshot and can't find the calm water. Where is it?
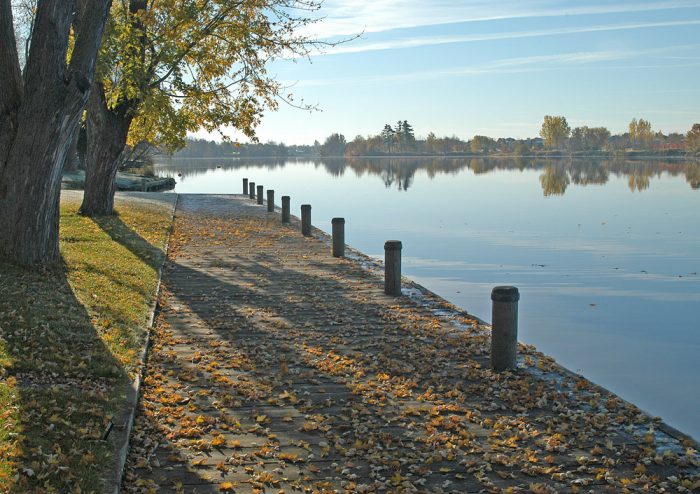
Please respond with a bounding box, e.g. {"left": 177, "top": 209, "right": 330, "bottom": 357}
{"left": 156, "top": 157, "right": 700, "bottom": 439}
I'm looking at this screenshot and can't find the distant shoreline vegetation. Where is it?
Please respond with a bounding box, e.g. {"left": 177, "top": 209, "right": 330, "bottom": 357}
{"left": 156, "top": 156, "right": 700, "bottom": 194}
{"left": 167, "top": 117, "right": 700, "bottom": 159}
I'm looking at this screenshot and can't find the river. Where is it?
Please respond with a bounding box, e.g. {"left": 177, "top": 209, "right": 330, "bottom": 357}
{"left": 155, "top": 156, "right": 700, "bottom": 439}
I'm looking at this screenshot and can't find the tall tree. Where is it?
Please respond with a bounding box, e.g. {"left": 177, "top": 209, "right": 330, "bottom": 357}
{"left": 628, "top": 118, "right": 653, "bottom": 149}
{"left": 569, "top": 126, "right": 610, "bottom": 151}
{"left": 319, "top": 133, "right": 346, "bottom": 156}
{"left": 685, "top": 123, "right": 700, "bottom": 154}
{"left": 470, "top": 135, "right": 495, "bottom": 154}
{"left": 0, "top": 0, "right": 112, "bottom": 265}
{"left": 80, "top": 0, "right": 330, "bottom": 216}
{"left": 540, "top": 115, "right": 570, "bottom": 149}
{"left": 425, "top": 132, "right": 438, "bottom": 154}
{"left": 381, "top": 124, "right": 395, "bottom": 153}
{"left": 394, "top": 121, "right": 405, "bottom": 151}
{"left": 401, "top": 120, "right": 415, "bottom": 150}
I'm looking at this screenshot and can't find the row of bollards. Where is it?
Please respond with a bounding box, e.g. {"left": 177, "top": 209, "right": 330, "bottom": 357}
{"left": 243, "top": 177, "right": 306, "bottom": 231}
{"left": 241, "top": 177, "right": 519, "bottom": 372}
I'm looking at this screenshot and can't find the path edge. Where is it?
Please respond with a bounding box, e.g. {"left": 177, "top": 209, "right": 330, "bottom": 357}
{"left": 106, "top": 193, "right": 179, "bottom": 494}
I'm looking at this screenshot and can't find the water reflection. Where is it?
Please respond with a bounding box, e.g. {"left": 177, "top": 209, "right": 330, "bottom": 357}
{"left": 156, "top": 157, "right": 700, "bottom": 195}
{"left": 540, "top": 165, "right": 571, "bottom": 196}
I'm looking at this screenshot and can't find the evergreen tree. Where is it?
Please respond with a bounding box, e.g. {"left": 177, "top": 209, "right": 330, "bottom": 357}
{"left": 380, "top": 124, "right": 394, "bottom": 153}
{"left": 402, "top": 120, "right": 416, "bottom": 150}
{"left": 395, "top": 121, "right": 404, "bottom": 151}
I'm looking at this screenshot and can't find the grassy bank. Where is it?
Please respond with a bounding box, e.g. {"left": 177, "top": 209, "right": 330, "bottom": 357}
{"left": 0, "top": 192, "right": 175, "bottom": 493}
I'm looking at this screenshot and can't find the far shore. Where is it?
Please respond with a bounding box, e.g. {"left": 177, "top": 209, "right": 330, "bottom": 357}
{"left": 157, "top": 150, "right": 698, "bottom": 161}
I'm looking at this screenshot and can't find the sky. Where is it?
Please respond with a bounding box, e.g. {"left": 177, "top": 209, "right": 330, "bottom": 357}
{"left": 194, "top": 0, "right": 700, "bottom": 145}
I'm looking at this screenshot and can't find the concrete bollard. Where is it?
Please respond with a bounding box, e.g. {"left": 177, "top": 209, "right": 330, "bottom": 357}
{"left": 301, "top": 204, "right": 311, "bottom": 236}
{"left": 249, "top": 182, "right": 256, "bottom": 200}
{"left": 243, "top": 178, "right": 248, "bottom": 195}
{"left": 332, "top": 218, "right": 345, "bottom": 257}
{"left": 257, "top": 185, "right": 263, "bottom": 205}
{"left": 384, "top": 240, "right": 402, "bottom": 296}
{"left": 267, "top": 190, "right": 275, "bottom": 212}
{"left": 281, "top": 196, "right": 290, "bottom": 223}
{"left": 491, "top": 286, "right": 520, "bottom": 372}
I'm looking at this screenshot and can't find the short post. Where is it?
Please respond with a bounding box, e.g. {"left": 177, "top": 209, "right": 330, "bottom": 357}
{"left": 243, "top": 178, "right": 248, "bottom": 195}
{"left": 491, "top": 286, "right": 519, "bottom": 372}
{"left": 257, "top": 185, "right": 264, "bottom": 205}
{"left": 249, "top": 182, "right": 256, "bottom": 200}
{"left": 281, "top": 196, "right": 290, "bottom": 223}
{"left": 384, "top": 240, "right": 402, "bottom": 296}
{"left": 301, "top": 204, "right": 311, "bottom": 236}
{"left": 267, "top": 189, "right": 275, "bottom": 212}
{"left": 332, "top": 218, "right": 345, "bottom": 257}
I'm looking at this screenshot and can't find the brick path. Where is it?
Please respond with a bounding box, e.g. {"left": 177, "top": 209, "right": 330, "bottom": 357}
{"left": 122, "top": 194, "right": 698, "bottom": 493}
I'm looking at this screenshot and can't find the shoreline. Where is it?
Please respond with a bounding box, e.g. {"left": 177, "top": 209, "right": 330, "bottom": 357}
{"left": 155, "top": 152, "right": 699, "bottom": 161}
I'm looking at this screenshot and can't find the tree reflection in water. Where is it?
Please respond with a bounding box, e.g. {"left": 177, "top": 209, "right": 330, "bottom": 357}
{"left": 155, "top": 156, "right": 700, "bottom": 195}
{"left": 539, "top": 165, "right": 571, "bottom": 196}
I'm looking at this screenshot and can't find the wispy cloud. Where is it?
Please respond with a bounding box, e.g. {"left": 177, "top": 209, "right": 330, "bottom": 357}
{"left": 635, "top": 109, "right": 700, "bottom": 115}
{"left": 293, "top": 45, "right": 700, "bottom": 87}
{"left": 307, "top": 0, "right": 700, "bottom": 38}
{"left": 316, "top": 20, "right": 700, "bottom": 56}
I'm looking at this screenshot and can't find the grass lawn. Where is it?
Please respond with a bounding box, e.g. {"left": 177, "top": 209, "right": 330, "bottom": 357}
{"left": 0, "top": 192, "right": 175, "bottom": 493}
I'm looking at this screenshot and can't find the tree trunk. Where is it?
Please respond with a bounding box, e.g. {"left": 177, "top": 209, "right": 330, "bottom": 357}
{"left": 65, "top": 126, "right": 82, "bottom": 171}
{"left": 0, "top": 117, "right": 79, "bottom": 263}
{"left": 79, "top": 84, "right": 134, "bottom": 216}
{"left": 0, "top": 0, "right": 112, "bottom": 265}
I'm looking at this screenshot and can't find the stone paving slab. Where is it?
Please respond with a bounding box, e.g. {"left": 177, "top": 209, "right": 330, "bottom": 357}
{"left": 122, "top": 194, "right": 698, "bottom": 494}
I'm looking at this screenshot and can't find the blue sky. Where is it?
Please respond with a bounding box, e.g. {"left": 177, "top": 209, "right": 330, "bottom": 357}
{"left": 197, "top": 0, "right": 700, "bottom": 144}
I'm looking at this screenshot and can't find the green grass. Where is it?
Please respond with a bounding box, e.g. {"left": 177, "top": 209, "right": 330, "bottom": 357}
{"left": 0, "top": 195, "right": 174, "bottom": 493}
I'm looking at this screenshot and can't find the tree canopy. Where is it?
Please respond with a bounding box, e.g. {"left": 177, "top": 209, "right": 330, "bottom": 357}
{"left": 319, "top": 133, "right": 347, "bottom": 156}
{"left": 79, "top": 0, "right": 338, "bottom": 215}
{"left": 540, "top": 115, "right": 571, "bottom": 149}
{"left": 629, "top": 118, "right": 654, "bottom": 149}
{"left": 569, "top": 126, "right": 611, "bottom": 151}
{"left": 685, "top": 123, "right": 700, "bottom": 153}
{"left": 100, "top": 0, "right": 326, "bottom": 151}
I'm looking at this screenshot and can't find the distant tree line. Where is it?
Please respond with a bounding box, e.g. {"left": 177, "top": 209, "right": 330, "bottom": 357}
{"left": 538, "top": 116, "right": 698, "bottom": 154}
{"left": 171, "top": 139, "right": 314, "bottom": 158}
{"left": 316, "top": 118, "right": 699, "bottom": 157}
{"left": 171, "top": 118, "right": 700, "bottom": 159}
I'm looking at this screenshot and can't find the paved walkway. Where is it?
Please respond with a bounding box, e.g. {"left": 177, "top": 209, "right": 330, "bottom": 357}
{"left": 122, "top": 194, "right": 697, "bottom": 493}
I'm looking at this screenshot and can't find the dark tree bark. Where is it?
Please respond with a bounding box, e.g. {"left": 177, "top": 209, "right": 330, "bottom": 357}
{"left": 0, "top": 0, "right": 112, "bottom": 265}
{"left": 0, "top": 0, "right": 23, "bottom": 165}
{"left": 80, "top": 0, "right": 146, "bottom": 217}
{"left": 79, "top": 84, "right": 134, "bottom": 216}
